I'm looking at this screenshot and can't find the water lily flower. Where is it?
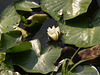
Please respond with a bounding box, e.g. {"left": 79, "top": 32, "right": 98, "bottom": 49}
{"left": 47, "top": 26, "right": 60, "bottom": 41}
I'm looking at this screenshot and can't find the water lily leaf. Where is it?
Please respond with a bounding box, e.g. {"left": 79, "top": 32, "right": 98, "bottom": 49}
{"left": 68, "top": 66, "right": 99, "bottom": 75}
{"left": 0, "top": 5, "right": 20, "bottom": 33}
{"left": 1, "top": 31, "right": 22, "bottom": 52}
{"left": 54, "top": 65, "right": 99, "bottom": 75}
{"left": 15, "top": 27, "right": 28, "bottom": 38}
{"left": 30, "top": 39, "right": 41, "bottom": 57}
{"left": 40, "top": 0, "right": 92, "bottom": 21}
{"left": 5, "top": 42, "right": 32, "bottom": 53}
{"left": 0, "top": 30, "right": 32, "bottom": 53}
{"left": 23, "top": 14, "right": 48, "bottom": 27}
{"left": 0, "top": 53, "right": 6, "bottom": 62}
{"left": 14, "top": 0, "right": 40, "bottom": 11}
{"left": 59, "top": 9, "right": 100, "bottom": 47}
{"left": 12, "top": 39, "right": 62, "bottom": 74}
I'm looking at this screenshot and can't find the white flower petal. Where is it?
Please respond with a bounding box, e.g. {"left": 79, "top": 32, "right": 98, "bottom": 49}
{"left": 47, "top": 27, "right": 51, "bottom": 32}
{"left": 47, "top": 26, "right": 60, "bottom": 41}
{"left": 50, "top": 33, "right": 57, "bottom": 40}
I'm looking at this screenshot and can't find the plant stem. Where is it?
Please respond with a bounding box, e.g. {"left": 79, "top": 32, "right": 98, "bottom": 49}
{"left": 66, "top": 42, "right": 85, "bottom": 73}
{"left": 62, "top": 59, "right": 67, "bottom": 75}
{"left": 67, "top": 56, "right": 97, "bottom": 74}
{"left": 64, "top": 20, "right": 66, "bottom": 25}
{"left": 50, "top": 72, "right": 54, "bottom": 75}
{"left": 71, "top": 42, "right": 85, "bottom": 61}
{"left": 71, "top": 47, "right": 80, "bottom": 61}
{"left": 65, "top": 58, "right": 74, "bottom": 72}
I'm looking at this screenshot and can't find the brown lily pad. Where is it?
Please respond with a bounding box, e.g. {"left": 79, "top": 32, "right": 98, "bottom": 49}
{"left": 54, "top": 44, "right": 100, "bottom": 66}
{"left": 78, "top": 44, "right": 100, "bottom": 59}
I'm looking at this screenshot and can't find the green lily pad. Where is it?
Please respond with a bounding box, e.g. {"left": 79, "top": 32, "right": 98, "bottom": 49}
{"left": 1, "top": 31, "right": 22, "bottom": 51}
{"left": 54, "top": 65, "right": 99, "bottom": 75}
{"left": 40, "top": 0, "right": 92, "bottom": 21}
{"left": 30, "top": 39, "right": 41, "bottom": 56}
{"left": 23, "top": 14, "right": 48, "bottom": 27}
{"left": 5, "top": 42, "right": 32, "bottom": 53}
{"left": 0, "top": 5, "right": 20, "bottom": 33}
{"left": 14, "top": 0, "right": 40, "bottom": 11}
{"left": 0, "top": 30, "right": 32, "bottom": 53}
{"left": 12, "top": 39, "right": 62, "bottom": 74}
{"left": 59, "top": 9, "right": 100, "bottom": 47}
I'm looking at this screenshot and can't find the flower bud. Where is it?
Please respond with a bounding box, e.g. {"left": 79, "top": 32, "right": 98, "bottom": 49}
{"left": 47, "top": 26, "right": 60, "bottom": 41}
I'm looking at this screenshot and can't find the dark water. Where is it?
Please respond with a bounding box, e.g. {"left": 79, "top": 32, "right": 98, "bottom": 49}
{"left": 0, "top": 0, "right": 15, "bottom": 14}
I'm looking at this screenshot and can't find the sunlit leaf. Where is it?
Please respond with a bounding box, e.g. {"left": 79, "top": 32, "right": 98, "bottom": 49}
{"left": 12, "top": 39, "right": 62, "bottom": 74}
{"left": 0, "top": 5, "right": 20, "bottom": 33}
{"left": 0, "top": 30, "right": 32, "bottom": 53}
{"left": 14, "top": 0, "right": 40, "bottom": 11}
{"left": 15, "top": 27, "right": 28, "bottom": 38}
{"left": 41, "top": 0, "right": 92, "bottom": 21}
{"left": 23, "top": 14, "right": 48, "bottom": 27}
{"left": 6, "top": 42, "right": 32, "bottom": 53}
{"left": 1, "top": 31, "right": 22, "bottom": 51}
{"left": 59, "top": 9, "right": 100, "bottom": 47}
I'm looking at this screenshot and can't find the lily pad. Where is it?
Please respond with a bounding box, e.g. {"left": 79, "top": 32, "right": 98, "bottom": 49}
{"left": 59, "top": 9, "right": 100, "bottom": 47}
{"left": 0, "top": 30, "right": 32, "bottom": 53}
{"left": 12, "top": 39, "right": 62, "bottom": 74}
{"left": 0, "top": 5, "right": 20, "bottom": 33}
{"left": 14, "top": 0, "right": 40, "bottom": 11}
{"left": 40, "top": 0, "right": 92, "bottom": 21}
{"left": 5, "top": 42, "right": 32, "bottom": 53}
{"left": 54, "top": 65, "right": 99, "bottom": 75}
{"left": 0, "top": 53, "right": 6, "bottom": 62}
{"left": 1, "top": 31, "right": 22, "bottom": 51}
{"left": 23, "top": 14, "right": 48, "bottom": 27}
